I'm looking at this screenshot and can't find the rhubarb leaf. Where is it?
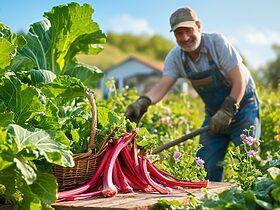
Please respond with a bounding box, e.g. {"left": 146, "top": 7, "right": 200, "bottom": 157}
{"left": 40, "top": 75, "right": 85, "bottom": 104}
{"left": 17, "top": 20, "right": 54, "bottom": 73}
{"left": 14, "top": 3, "right": 105, "bottom": 90}
{"left": 97, "top": 107, "right": 119, "bottom": 128}
{"left": 14, "top": 158, "right": 37, "bottom": 185}
{"left": 0, "top": 38, "right": 15, "bottom": 73}
{"left": 0, "top": 75, "right": 44, "bottom": 125}
{"left": 30, "top": 172, "right": 57, "bottom": 204}
{"left": 43, "top": 2, "right": 106, "bottom": 71}
{"left": 0, "top": 23, "right": 26, "bottom": 74}
{"left": 0, "top": 111, "right": 14, "bottom": 127}
{"left": 7, "top": 124, "right": 74, "bottom": 167}
{"left": 22, "top": 69, "right": 57, "bottom": 85}
{"left": 64, "top": 64, "right": 103, "bottom": 89}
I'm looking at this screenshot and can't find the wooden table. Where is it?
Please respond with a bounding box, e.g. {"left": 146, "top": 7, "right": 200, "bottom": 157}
{"left": 52, "top": 182, "right": 234, "bottom": 210}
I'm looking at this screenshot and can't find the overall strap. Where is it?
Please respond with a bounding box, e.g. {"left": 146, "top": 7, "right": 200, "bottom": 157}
{"left": 181, "top": 49, "right": 192, "bottom": 76}
{"left": 181, "top": 49, "right": 218, "bottom": 76}
{"left": 205, "top": 49, "right": 231, "bottom": 87}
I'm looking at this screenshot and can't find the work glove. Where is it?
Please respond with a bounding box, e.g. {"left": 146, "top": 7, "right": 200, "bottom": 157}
{"left": 125, "top": 96, "right": 152, "bottom": 124}
{"left": 209, "top": 96, "right": 239, "bottom": 134}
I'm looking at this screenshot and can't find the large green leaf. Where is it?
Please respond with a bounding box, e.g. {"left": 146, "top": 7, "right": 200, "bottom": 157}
{"left": 64, "top": 64, "right": 103, "bottom": 89}
{"left": 0, "top": 75, "right": 44, "bottom": 124}
{"left": 17, "top": 20, "right": 55, "bottom": 73}
{"left": 14, "top": 157, "right": 37, "bottom": 185}
{"left": 0, "top": 38, "right": 16, "bottom": 73}
{"left": 0, "top": 23, "right": 26, "bottom": 48}
{"left": 0, "top": 23, "right": 26, "bottom": 74}
{"left": 0, "top": 166, "right": 18, "bottom": 199}
{"left": 40, "top": 75, "right": 86, "bottom": 104}
{"left": 30, "top": 99, "right": 61, "bottom": 131}
{"left": 7, "top": 124, "right": 74, "bottom": 167}
{"left": 22, "top": 69, "right": 57, "bottom": 85}
{"left": 44, "top": 2, "right": 106, "bottom": 71}
{"left": 0, "top": 144, "right": 14, "bottom": 170}
{"left": 97, "top": 106, "right": 119, "bottom": 128}
{"left": 16, "top": 3, "right": 106, "bottom": 89}
{"left": 11, "top": 54, "right": 34, "bottom": 72}
{"left": 0, "top": 111, "right": 14, "bottom": 127}
{"left": 31, "top": 172, "right": 57, "bottom": 205}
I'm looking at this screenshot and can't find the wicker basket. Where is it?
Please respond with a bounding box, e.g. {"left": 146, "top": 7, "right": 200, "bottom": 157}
{"left": 53, "top": 88, "right": 107, "bottom": 191}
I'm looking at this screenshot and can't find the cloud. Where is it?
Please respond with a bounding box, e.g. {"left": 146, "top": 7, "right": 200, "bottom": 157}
{"left": 109, "top": 15, "right": 155, "bottom": 36}
{"left": 224, "top": 27, "right": 280, "bottom": 69}
{"left": 243, "top": 28, "right": 280, "bottom": 46}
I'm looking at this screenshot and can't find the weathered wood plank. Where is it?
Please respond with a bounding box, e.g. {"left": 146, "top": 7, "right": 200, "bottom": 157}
{"left": 52, "top": 182, "right": 234, "bottom": 210}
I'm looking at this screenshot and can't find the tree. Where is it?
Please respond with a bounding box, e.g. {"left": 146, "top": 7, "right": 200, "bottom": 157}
{"left": 106, "top": 32, "right": 174, "bottom": 61}
{"left": 263, "top": 44, "right": 280, "bottom": 89}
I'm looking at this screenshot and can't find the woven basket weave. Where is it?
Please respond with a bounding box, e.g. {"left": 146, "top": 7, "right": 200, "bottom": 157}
{"left": 53, "top": 88, "right": 106, "bottom": 191}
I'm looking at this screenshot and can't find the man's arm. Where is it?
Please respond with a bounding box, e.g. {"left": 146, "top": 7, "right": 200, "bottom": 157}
{"left": 227, "top": 64, "right": 246, "bottom": 104}
{"left": 209, "top": 64, "right": 246, "bottom": 134}
{"left": 145, "top": 76, "right": 177, "bottom": 104}
{"left": 124, "top": 76, "right": 177, "bottom": 124}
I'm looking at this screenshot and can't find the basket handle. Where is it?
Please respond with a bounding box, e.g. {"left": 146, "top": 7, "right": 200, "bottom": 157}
{"left": 85, "top": 88, "right": 97, "bottom": 154}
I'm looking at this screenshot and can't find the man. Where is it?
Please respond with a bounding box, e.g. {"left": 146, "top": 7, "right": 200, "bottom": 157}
{"left": 125, "top": 7, "right": 260, "bottom": 181}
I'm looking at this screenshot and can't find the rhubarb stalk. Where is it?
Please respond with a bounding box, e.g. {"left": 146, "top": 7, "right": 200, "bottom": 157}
{"left": 102, "top": 132, "right": 136, "bottom": 197}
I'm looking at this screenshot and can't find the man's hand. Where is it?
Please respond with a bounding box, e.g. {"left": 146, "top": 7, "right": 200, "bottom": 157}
{"left": 209, "top": 96, "right": 239, "bottom": 134}
{"left": 125, "top": 96, "right": 152, "bottom": 124}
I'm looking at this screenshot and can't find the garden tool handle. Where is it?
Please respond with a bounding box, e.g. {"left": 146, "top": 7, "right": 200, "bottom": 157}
{"left": 152, "top": 125, "right": 209, "bottom": 154}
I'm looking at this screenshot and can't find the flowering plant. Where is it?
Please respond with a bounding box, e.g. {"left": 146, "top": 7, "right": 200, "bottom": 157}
{"left": 226, "top": 127, "right": 262, "bottom": 190}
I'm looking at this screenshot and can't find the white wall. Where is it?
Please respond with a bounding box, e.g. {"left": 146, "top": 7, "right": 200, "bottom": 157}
{"left": 101, "top": 59, "right": 158, "bottom": 97}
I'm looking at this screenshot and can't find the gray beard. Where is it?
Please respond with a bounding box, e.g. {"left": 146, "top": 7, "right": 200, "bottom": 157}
{"left": 182, "top": 36, "right": 201, "bottom": 52}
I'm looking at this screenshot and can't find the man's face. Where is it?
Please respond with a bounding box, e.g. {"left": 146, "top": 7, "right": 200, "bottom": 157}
{"left": 174, "top": 22, "right": 202, "bottom": 52}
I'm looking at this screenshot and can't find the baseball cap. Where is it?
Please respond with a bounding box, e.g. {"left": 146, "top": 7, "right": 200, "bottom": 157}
{"left": 169, "top": 7, "right": 198, "bottom": 32}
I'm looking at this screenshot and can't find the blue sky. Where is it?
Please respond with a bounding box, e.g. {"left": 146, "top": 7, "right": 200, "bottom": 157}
{"left": 1, "top": 0, "right": 280, "bottom": 69}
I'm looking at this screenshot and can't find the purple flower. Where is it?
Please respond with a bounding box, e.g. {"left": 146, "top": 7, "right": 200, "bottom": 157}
{"left": 161, "top": 116, "right": 171, "bottom": 124}
{"left": 195, "top": 157, "right": 205, "bottom": 167}
{"left": 247, "top": 150, "right": 257, "bottom": 157}
{"left": 240, "top": 134, "right": 247, "bottom": 141}
{"left": 173, "top": 151, "right": 181, "bottom": 161}
{"left": 240, "top": 134, "right": 256, "bottom": 146}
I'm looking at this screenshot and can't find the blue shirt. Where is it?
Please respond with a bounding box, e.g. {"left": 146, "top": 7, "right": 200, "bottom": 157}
{"left": 163, "top": 33, "right": 251, "bottom": 84}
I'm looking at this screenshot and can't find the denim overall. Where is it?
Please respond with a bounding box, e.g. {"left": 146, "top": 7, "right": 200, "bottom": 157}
{"left": 181, "top": 50, "right": 260, "bottom": 181}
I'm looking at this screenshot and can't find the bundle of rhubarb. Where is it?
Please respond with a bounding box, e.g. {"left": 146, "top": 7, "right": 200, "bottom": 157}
{"left": 57, "top": 131, "right": 209, "bottom": 201}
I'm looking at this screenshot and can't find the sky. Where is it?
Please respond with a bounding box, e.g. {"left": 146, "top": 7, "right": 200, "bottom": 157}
{"left": 1, "top": 0, "right": 280, "bottom": 69}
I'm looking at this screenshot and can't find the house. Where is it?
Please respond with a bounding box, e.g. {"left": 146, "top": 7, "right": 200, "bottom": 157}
{"left": 100, "top": 55, "right": 188, "bottom": 98}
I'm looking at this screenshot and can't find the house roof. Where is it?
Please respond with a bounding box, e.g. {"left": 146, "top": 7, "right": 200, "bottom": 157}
{"left": 106, "top": 55, "right": 164, "bottom": 73}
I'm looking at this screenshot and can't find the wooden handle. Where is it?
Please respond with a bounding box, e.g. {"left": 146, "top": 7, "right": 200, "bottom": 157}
{"left": 85, "top": 88, "right": 97, "bottom": 153}
{"left": 152, "top": 125, "right": 209, "bottom": 154}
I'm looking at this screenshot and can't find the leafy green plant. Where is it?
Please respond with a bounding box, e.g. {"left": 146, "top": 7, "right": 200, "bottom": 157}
{"left": 258, "top": 86, "right": 280, "bottom": 159}
{"left": 0, "top": 2, "right": 109, "bottom": 209}
{"left": 0, "top": 124, "right": 73, "bottom": 209}
{"left": 156, "top": 167, "right": 279, "bottom": 210}
{"left": 13, "top": 2, "right": 105, "bottom": 89}
{"left": 225, "top": 127, "right": 262, "bottom": 190}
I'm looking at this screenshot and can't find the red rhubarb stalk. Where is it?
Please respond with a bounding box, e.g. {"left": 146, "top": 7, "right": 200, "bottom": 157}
{"left": 121, "top": 163, "right": 153, "bottom": 192}
{"left": 121, "top": 146, "right": 148, "bottom": 184}
{"left": 112, "top": 162, "right": 121, "bottom": 191}
{"left": 150, "top": 164, "right": 182, "bottom": 181}
{"left": 120, "top": 146, "right": 139, "bottom": 177}
{"left": 140, "top": 158, "right": 172, "bottom": 194}
{"left": 102, "top": 132, "right": 136, "bottom": 197}
{"left": 146, "top": 159, "right": 209, "bottom": 188}
{"left": 115, "top": 158, "right": 133, "bottom": 193}
{"left": 57, "top": 145, "right": 113, "bottom": 200}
